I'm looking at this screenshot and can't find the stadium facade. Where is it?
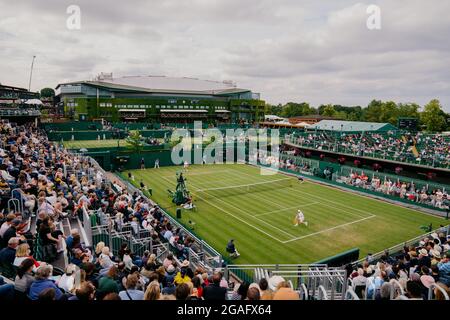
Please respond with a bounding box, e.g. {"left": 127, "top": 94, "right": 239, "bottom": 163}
{"left": 56, "top": 74, "right": 265, "bottom": 124}
{"left": 0, "top": 83, "right": 41, "bottom": 122}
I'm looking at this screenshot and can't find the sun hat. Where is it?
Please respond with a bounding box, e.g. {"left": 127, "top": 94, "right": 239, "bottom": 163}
{"left": 431, "top": 250, "right": 441, "bottom": 259}
{"left": 167, "top": 265, "right": 175, "bottom": 273}
{"left": 180, "top": 260, "right": 189, "bottom": 268}
{"left": 268, "top": 275, "right": 285, "bottom": 291}
{"left": 419, "top": 248, "right": 428, "bottom": 256}
{"left": 410, "top": 272, "right": 421, "bottom": 282}
{"left": 420, "top": 275, "right": 435, "bottom": 289}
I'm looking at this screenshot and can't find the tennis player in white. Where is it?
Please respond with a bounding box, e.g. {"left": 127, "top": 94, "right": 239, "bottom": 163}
{"left": 294, "top": 209, "right": 308, "bottom": 227}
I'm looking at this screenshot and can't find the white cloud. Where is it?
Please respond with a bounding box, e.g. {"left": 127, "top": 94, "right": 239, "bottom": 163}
{"left": 0, "top": 0, "right": 449, "bottom": 111}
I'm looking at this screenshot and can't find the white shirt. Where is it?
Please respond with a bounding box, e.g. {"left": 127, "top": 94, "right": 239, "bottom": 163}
{"left": 58, "top": 274, "right": 75, "bottom": 293}
{"left": 0, "top": 222, "right": 11, "bottom": 237}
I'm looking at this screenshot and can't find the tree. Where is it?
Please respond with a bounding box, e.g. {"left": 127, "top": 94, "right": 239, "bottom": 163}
{"left": 40, "top": 88, "right": 55, "bottom": 98}
{"left": 321, "top": 104, "right": 336, "bottom": 117}
{"left": 265, "top": 103, "right": 283, "bottom": 116}
{"left": 363, "top": 100, "right": 383, "bottom": 122}
{"left": 281, "top": 102, "right": 313, "bottom": 118}
{"left": 379, "top": 101, "right": 399, "bottom": 124}
{"left": 420, "top": 99, "right": 447, "bottom": 132}
{"left": 126, "top": 130, "right": 144, "bottom": 153}
{"left": 397, "top": 103, "right": 420, "bottom": 119}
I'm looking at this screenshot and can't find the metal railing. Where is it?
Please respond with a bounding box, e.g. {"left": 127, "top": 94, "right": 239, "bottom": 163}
{"left": 353, "top": 226, "right": 450, "bottom": 267}
{"left": 284, "top": 136, "right": 450, "bottom": 170}
{"left": 113, "top": 172, "right": 223, "bottom": 270}
{"left": 223, "top": 264, "right": 347, "bottom": 300}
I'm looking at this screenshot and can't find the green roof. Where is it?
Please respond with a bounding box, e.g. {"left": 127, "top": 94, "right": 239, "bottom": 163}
{"left": 309, "top": 120, "right": 397, "bottom": 132}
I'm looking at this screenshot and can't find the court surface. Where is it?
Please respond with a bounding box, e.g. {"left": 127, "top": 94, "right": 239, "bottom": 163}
{"left": 123, "top": 164, "right": 446, "bottom": 264}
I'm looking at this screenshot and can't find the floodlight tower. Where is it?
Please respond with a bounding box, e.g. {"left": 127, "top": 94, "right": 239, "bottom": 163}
{"left": 28, "top": 55, "right": 36, "bottom": 91}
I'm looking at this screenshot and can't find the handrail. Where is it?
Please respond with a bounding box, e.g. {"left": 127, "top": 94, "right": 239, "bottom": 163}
{"left": 317, "top": 285, "right": 328, "bottom": 300}
{"left": 113, "top": 172, "right": 222, "bottom": 269}
{"left": 353, "top": 226, "right": 449, "bottom": 266}
{"left": 389, "top": 279, "right": 405, "bottom": 299}
{"left": 300, "top": 283, "right": 309, "bottom": 300}
{"left": 345, "top": 288, "right": 360, "bottom": 300}
{"left": 428, "top": 283, "right": 449, "bottom": 300}
{"left": 284, "top": 137, "right": 450, "bottom": 170}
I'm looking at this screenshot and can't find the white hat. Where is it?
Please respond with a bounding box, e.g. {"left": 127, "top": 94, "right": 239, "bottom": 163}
{"left": 419, "top": 248, "right": 428, "bottom": 256}
{"left": 180, "top": 260, "right": 189, "bottom": 268}
{"left": 430, "top": 250, "right": 441, "bottom": 259}
{"left": 430, "top": 233, "right": 439, "bottom": 239}
{"left": 268, "top": 275, "right": 285, "bottom": 291}
{"left": 420, "top": 275, "right": 435, "bottom": 289}
{"left": 167, "top": 265, "right": 175, "bottom": 273}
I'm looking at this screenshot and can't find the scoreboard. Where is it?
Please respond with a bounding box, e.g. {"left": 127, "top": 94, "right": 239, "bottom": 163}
{"left": 398, "top": 118, "right": 419, "bottom": 131}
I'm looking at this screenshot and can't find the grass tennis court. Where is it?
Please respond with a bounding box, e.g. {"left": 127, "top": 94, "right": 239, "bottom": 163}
{"left": 62, "top": 139, "right": 126, "bottom": 149}
{"left": 123, "top": 164, "right": 447, "bottom": 264}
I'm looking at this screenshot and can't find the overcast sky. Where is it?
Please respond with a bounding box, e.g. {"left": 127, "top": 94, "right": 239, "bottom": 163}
{"left": 1, "top": 0, "right": 449, "bottom": 111}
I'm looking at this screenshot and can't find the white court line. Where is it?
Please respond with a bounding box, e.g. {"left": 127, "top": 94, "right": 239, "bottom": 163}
{"left": 234, "top": 166, "right": 376, "bottom": 218}
{"left": 188, "top": 181, "right": 298, "bottom": 240}
{"left": 189, "top": 188, "right": 286, "bottom": 243}
{"left": 282, "top": 215, "right": 377, "bottom": 244}
{"left": 254, "top": 202, "right": 319, "bottom": 218}
{"left": 161, "top": 169, "right": 235, "bottom": 178}
{"left": 225, "top": 170, "right": 288, "bottom": 209}
{"left": 248, "top": 165, "right": 378, "bottom": 216}
{"left": 161, "top": 175, "right": 287, "bottom": 242}
{"left": 160, "top": 169, "right": 376, "bottom": 244}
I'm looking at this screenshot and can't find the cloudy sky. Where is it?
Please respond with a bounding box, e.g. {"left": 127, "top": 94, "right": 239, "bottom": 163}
{"left": 1, "top": 0, "right": 449, "bottom": 110}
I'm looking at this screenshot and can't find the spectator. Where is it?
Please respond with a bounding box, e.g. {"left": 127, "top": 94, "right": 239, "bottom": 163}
{"left": 103, "top": 292, "right": 121, "bottom": 300}
{"left": 378, "top": 283, "right": 392, "bottom": 300}
{"left": 58, "top": 264, "right": 78, "bottom": 293}
{"left": 247, "top": 287, "right": 261, "bottom": 300}
{"left": 144, "top": 281, "right": 160, "bottom": 300}
{"left": 175, "top": 282, "right": 190, "bottom": 300}
{"left": 0, "top": 276, "right": 15, "bottom": 300}
{"left": 398, "top": 281, "right": 424, "bottom": 300}
{"left": 203, "top": 272, "right": 227, "bottom": 301}
{"left": 38, "top": 288, "right": 56, "bottom": 301}
{"left": 0, "top": 237, "right": 20, "bottom": 266}
{"left": 174, "top": 261, "right": 191, "bottom": 285}
{"left": 259, "top": 278, "right": 273, "bottom": 300}
{"left": 13, "top": 243, "right": 39, "bottom": 271}
{"left": 97, "top": 265, "right": 120, "bottom": 298}
{"left": 1, "top": 219, "right": 22, "bottom": 247}
{"left": 437, "top": 251, "right": 450, "bottom": 286}
{"left": 272, "top": 281, "right": 300, "bottom": 300}
{"left": 119, "top": 274, "right": 144, "bottom": 300}
{"left": 230, "top": 281, "right": 249, "bottom": 300}
{"left": 29, "top": 264, "right": 63, "bottom": 300}
{"left": 14, "top": 258, "right": 35, "bottom": 296}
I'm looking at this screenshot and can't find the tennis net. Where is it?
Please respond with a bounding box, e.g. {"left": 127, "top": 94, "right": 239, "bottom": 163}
{"left": 192, "top": 178, "right": 293, "bottom": 201}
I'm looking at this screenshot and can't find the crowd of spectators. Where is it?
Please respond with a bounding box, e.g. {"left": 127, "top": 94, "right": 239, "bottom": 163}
{"left": 0, "top": 120, "right": 305, "bottom": 301}
{"left": 290, "top": 131, "right": 450, "bottom": 168}
{"left": 0, "top": 120, "right": 448, "bottom": 301}
{"left": 338, "top": 171, "right": 450, "bottom": 210}
{"left": 346, "top": 229, "right": 450, "bottom": 300}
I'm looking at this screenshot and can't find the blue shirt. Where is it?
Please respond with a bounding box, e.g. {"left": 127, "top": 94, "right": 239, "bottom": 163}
{"left": 119, "top": 289, "right": 144, "bottom": 300}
